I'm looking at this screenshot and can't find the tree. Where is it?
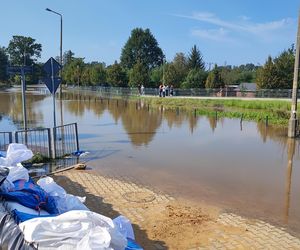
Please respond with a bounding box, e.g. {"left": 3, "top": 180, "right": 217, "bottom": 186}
{"left": 187, "top": 45, "right": 205, "bottom": 70}
{"left": 181, "top": 69, "right": 207, "bottom": 88}
{"left": 149, "top": 66, "right": 163, "bottom": 87}
{"left": 120, "top": 28, "right": 164, "bottom": 70}
{"left": 0, "top": 47, "right": 8, "bottom": 82}
{"left": 165, "top": 53, "right": 188, "bottom": 88}
{"left": 90, "top": 63, "right": 106, "bottom": 85}
{"left": 205, "top": 65, "right": 223, "bottom": 88}
{"left": 7, "top": 36, "right": 42, "bottom": 66}
{"left": 106, "top": 61, "right": 128, "bottom": 87}
{"left": 273, "top": 47, "right": 294, "bottom": 88}
{"left": 256, "top": 56, "right": 279, "bottom": 89}
{"left": 256, "top": 46, "right": 295, "bottom": 89}
{"left": 62, "top": 58, "right": 85, "bottom": 85}
{"left": 81, "top": 66, "right": 91, "bottom": 85}
{"left": 63, "top": 50, "right": 75, "bottom": 66}
{"left": 129, "top": 61, "right": 150, "bottom": 87}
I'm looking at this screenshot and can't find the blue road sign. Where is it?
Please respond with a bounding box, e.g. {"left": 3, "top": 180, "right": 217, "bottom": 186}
{"left": 43, "top": 77, "right": 62, "bottom": 94}
{"left": 7, "top": 66, "right": 32, "bottom": 75}
{"left": 43, "top": 57, "right": 62, "bottom": 94}
{"left": 43, "top": 57, "right": 61, "bottom": 77}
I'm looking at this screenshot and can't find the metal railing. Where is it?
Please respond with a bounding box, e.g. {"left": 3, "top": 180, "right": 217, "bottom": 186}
{"left": 53, "top": 123, "right": 79, "bottom": 158}
{"left": 15, "top": 128, "right": 52, "bottom": 158}
{"left": 0, "top": 132, "right": 13, "bottom": 151}
{"left": 66, "top": 86, "right": 299, "bottom": 99}
{"left": 1, "top": 122, "right": 79, "bottom": 159}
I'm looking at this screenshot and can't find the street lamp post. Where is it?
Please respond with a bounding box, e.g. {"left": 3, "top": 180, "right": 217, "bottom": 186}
{"left": 45, "top": 8, "right": 63, "bottom": 91}
{"left": 288, "top": 10, "right": 300, "bottom": 138}
{"left": 46, "top": 7, "right": 64, "bottom": 125}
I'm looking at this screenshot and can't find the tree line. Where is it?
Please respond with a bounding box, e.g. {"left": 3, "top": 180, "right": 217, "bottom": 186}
{"left": 0, "top": 28, "right": 297, "bottom": 89}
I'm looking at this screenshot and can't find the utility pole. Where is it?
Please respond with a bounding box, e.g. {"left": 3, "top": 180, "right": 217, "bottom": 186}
{"left": 288, "top": 10, "right": 300, "bottom": 138}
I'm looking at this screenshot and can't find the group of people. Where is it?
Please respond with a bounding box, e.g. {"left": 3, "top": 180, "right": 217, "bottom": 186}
{"left": 159, "top": 84, "right": 174, "bottom": 97}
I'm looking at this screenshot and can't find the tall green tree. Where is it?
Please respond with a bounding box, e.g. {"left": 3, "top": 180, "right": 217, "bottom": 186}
{"left": 205, "top": 65, "right": 223, "bottom": 88}
{"left": 106, "top": 62, "right": 128, "bottom": 87}
{"left": 90, "top": 63, "right": 106, "bottom": 85}
{"left": 256, "top": 56, "right": 279, "bottom": 89}
{"left": 181, "top": 69, "right": 207, "bottom": 88}
{"left": 165, "top": 53, "right": 189, "bottom": 88}
{"left": 63, "top": 50, "right": 75, "bottom": 66}
{"left": 149, "top": 66, "right": 163, "bottom": 87}
{"left": 273, "top": 47, "right": 294, "bottom": 89}
{"left": 256, "top": 46, "right": 295, "bottom": 89}
{"left": 7, "top": 36, "right": 42, "bottom": 66}
{"left": 129, "top": 61, "right": 150, "bottom": 87}
{"left": 187, "top": 45, "right": 205, "bottom": 70}
{"left": 0, "top": 47, "right": 8, "bottom": 82}
{"left": 62, "top": 58, "right": 85, "bottom": 85}
{"left": 120, "top": 28, "right": 164, "bottom": 70}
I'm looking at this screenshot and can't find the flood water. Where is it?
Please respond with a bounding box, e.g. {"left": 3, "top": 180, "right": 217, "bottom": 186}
{"left": 1, "top": 89, "right": 300, "bottom": 236}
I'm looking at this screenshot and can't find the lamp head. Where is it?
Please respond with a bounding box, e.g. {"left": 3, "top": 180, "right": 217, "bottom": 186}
{"left": 46, "top": 8, "right": 52, "bottom": 12}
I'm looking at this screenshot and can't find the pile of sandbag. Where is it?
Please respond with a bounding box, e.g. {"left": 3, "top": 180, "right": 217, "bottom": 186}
{"left": 0, "top": 143, "right": 142, "bottom": 250}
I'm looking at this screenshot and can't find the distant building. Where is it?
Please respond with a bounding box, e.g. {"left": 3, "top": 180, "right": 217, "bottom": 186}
{"left": 235, "top": 83, "right": 257, "bottom": 97}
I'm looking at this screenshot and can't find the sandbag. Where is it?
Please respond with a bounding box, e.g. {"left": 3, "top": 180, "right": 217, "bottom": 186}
{"left": 37, "top": 176, "right": 88, "bottom": 214}
{"left": 19, "top": 210, "right": 127, "bottom": 250}
{"left": 0, "top": 143, "right": 33, "bottom": 167}
{"left": 0, "top": 179, "right": 59, "bottom": 215}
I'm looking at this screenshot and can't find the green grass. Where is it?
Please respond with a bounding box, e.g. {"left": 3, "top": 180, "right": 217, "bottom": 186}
{"left": 144, "top": 97, "right": 291, "bottom": 111}
{"left": 140, "top": 97, "right": 295, "bottom": 126}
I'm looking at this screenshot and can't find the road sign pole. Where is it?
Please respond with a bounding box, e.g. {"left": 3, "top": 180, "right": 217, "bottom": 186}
{"left": 51, "top": 58, "right": 57, "bottom": 128}
{"left": 21, "top": 68, "right": 28, "bottom": 131}
{"left": 288, "top": 10, "right": 300, "bottom": 137}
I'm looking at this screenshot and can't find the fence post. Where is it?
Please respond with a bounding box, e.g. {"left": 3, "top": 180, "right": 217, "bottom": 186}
{"left": 52, "top": 127, "right": 56, "bottom": 159}
{"left": 15, "top": 132, "right": 18, "bottom": 143}
{"left": 47, "top": 128, "right": 53, "bottom": 159}
{"left": 9, "top": 132, "right": 13, "bottom": 144}
{"left": 74, "top": 123, "right": 79, "bottom": 152}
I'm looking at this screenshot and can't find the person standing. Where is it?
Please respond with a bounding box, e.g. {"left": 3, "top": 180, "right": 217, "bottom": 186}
{"left": 170, "top": 85, "right": 174, "bottom": 96}
{"left": 141, "top": 84, "right": 145, "bottom": 95}
{"left": 159, "top": 84, "right": 162, "bottom": 97}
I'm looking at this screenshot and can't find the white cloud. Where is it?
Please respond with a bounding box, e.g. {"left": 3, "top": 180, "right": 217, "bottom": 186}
{"left": 191, "top": 28, "right": 234, "bottom": 42}
{"left": 176, "top": 12, "right": 295, "bottom": 41}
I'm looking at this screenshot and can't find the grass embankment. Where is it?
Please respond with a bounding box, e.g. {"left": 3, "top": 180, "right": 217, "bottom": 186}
{"left": 142, "top": 97, "right": 294, "bottom": 126}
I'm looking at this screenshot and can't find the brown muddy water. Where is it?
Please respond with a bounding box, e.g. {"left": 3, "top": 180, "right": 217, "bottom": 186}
{"left": 1, "top": 89, "right": 300, "bottom": 236}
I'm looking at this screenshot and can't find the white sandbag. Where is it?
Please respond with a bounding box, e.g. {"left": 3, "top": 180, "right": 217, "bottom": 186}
{"left": 7, "top": 164, "right": 29, "bottom": 183}
{"left": 0, "top": 164, "right": 29, "bottom": 192}
{"left": 37, "top": 176, "right": 88, "bottom": 213}
{"left": 19, "top": 210, "right": 127, "bottom": 250}
{"left": 113, "top": 215, "right": 135, "bottom": 240}
{"left": 53, "top": 194, "right": 89, "bottom": 214}
{"left": 37, "top": 177, "right": 66, "bottom": 197}
{"left": 0, "top": 143, "right": 33, "bottom": 167}
{"left": 0, "top": 144, "right": 32, "bottom": 190}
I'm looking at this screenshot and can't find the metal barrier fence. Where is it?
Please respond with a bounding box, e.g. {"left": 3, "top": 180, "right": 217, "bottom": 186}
{"left": 15, "top": 128, "right": 52, "bottom": 158}
{"left": 54, "top": 123, "right": 79, "bottom": 158}
{"left": 66, "top": 86, "right": 300, "bottom": 99}
{"left": 1, "top": 123, "right": 79, "bottom": 159}
{"left": 0, "top": 132, "right": 13, "bottom": 151}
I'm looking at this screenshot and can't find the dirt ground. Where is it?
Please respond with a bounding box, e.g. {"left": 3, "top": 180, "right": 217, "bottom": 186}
{"left": 135, "top": 200, "right": 247, "bottom": 249}
{"left": 53, "top": 169, "right": 253, "bottom": 249}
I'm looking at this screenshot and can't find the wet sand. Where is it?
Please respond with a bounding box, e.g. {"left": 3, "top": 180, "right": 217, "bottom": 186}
{"left": 53, "top": 168, "right": 300, "bottom": 249}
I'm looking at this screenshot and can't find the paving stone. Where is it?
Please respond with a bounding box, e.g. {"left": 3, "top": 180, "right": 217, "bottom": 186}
{"left": 54, "top": 170, "right": 300, "bottom": 250}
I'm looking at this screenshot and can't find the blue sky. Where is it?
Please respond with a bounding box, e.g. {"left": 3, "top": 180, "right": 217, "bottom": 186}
{"left": 0, "top": 0, "right": 298, "bottom": 67}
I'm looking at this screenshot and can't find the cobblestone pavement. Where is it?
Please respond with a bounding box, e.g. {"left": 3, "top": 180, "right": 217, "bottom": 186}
{"left": 53, "top": 170, "right": 300, "bottom": 250}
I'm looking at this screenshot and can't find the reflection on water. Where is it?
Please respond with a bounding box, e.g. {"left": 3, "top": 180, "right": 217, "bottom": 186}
{"left": 0, "top": 90, "right": 300, "bottom": 235}
{"left": 0, "top": 92, "right": 46, "bottom": 130}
